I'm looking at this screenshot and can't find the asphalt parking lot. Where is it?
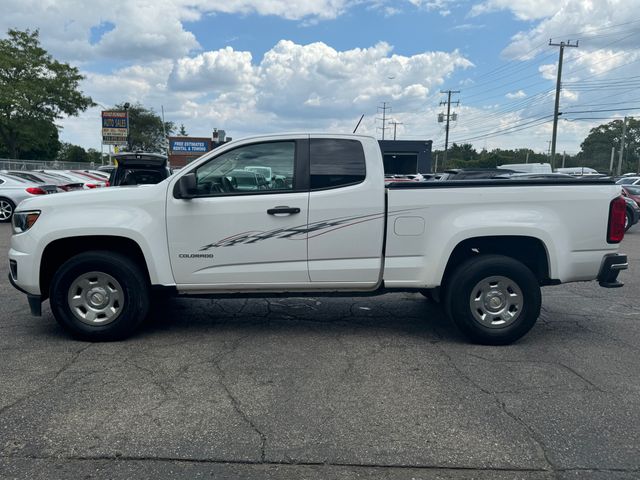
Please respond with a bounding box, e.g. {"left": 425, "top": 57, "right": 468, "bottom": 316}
{"left": 1, "top": 223, "right": 639, "bottom": 479}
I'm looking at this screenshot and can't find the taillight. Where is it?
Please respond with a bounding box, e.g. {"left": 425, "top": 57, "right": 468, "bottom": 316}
{"left": 26, "top": 187, "right": 47, "bottom": 195}
{"left": 105, "top": 181, "right": 110, "bottom": 187}
{"left": 607, "top": 196, "right": 626, "bottom": 243}
{"left": 86, "top": 183, "right": 98, "bottom": 189}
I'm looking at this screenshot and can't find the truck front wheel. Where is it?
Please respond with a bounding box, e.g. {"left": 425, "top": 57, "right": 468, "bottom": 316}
{"left": 444, "top": 255, "right": 541, "bottom": 345}
{"left": 50, "top": 251, "right": 149, "bottom": 341}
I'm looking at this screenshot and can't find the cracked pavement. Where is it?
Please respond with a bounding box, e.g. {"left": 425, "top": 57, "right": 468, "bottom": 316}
{"left": 1, "top": 223, "right": 639, "bottom": 479}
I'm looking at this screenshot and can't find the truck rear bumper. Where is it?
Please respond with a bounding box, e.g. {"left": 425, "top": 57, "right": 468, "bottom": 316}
{"left": 598, "top": 254, "right": 628, "bottom": 288}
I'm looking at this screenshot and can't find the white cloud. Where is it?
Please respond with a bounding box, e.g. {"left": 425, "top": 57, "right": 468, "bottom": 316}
{"left": 168, "top": 48, "right": 255, "bottom": 91}
{"left": 506, "top": 90, "right": 527, "bottom": 99}
{"left": 408, "top": 0, "right": 457, "bottom": 16}
{"left": 470, "top": 0, "right": 559, "bottom": 20}
{"left": 0, "top": 0, "right": 358, "bottom": 63}
{"left": 61, "top": 39, "right": 472, "bottom": 149}
{"left": 538, "top": 63, "right": 556, "bottom": 81}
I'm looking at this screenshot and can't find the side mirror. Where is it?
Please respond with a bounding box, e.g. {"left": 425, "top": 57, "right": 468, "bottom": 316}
{"left": 177, "top": 173, "right": 197, "bottom": 199}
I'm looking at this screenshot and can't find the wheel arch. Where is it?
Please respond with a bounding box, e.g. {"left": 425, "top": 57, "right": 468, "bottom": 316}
{"left": 441, "top": 235, "right": 553, "bottom": 289}
{"left": 40, "top": 236, "right": 151, "bottom": 300}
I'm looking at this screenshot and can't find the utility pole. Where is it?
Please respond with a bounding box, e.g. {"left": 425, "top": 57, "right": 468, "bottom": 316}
{"left": 377, "top": 102, "right": 391, "bottom": 140}
{"left": 438, "top": 90, "right": 460, "bottom": 169}
{"left": 618, "top": 116, "right": 628, "bottom": 176}
{"left": 562, "top": 151, "right": 566, "bottom": 168}
{"left": 547, "top": 140, "right": 552, "bottom": 158}
{"left": 549, "top": 39, "right": 579, "bottom": 169}
{"left": 389, "top": 120, "right": 403, "bottom": 140}
{"left": 609, "top": 146, "right": 616, "bottom": 175}
{"left": 526, "top": 151, "right": 530, "bottom": 164}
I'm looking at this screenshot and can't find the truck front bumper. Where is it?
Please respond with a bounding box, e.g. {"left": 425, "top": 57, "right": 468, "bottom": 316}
{"left": 8, "top": 273, "right": 42, "bottom": 316}
{"left": 598, "top": 253, "right": 628, "bottom": 288}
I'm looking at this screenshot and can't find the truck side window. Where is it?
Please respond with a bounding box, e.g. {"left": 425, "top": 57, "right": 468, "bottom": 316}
{"left": 310, "top": 139, "right": 366, "bottom": 190}
{"left": 194, "top": 141, "right": 296, "bottom": 195}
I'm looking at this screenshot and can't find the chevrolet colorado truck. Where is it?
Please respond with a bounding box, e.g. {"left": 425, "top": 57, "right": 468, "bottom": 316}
{"left": 8, "top": 134, "right": 628, "bottom": 344}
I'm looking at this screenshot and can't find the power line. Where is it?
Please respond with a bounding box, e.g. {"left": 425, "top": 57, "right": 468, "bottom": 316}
{"left": 433, "top": 115, "right": 553, "bottom": 148}
{"left": 562, "top": 106, "right": 640, "bottom": 114}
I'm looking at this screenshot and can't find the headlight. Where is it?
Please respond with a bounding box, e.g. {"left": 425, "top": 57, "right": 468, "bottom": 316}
{"left": 12, "top": 210, "right": 41, "bottom": 234}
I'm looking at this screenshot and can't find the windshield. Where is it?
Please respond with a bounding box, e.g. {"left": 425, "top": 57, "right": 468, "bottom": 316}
{"left": 617, "top": 178, "right": 639, "bottom": 185}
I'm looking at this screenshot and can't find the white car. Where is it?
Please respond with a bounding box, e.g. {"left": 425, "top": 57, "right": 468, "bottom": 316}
{"left": 616, "top": 176, "right": 640, "bottom": 186}
{"left": 8, "top": 134, "right": 628, "bottom": 345}
{"left": 0, "top": 173, "right": 58, "bottom": 222}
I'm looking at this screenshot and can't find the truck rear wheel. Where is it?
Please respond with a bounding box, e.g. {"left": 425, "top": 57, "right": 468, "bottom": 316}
{"left": 444, "top": 255, "right": 541, "bottom": 345}
{"left": 50, "top": 251, "right": 149, "bottom": 341}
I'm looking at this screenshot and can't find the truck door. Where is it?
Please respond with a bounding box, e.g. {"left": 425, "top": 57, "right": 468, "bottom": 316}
{"left": 307, "top": 137, "right": 385, "bottom": 285}
{"left": 166, "top": 137, "right": 310, "bottom": 288}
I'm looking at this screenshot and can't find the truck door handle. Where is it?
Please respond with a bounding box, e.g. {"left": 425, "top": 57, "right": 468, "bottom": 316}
{"left": 267, "top": 206, "right": 301, "bottom": 215}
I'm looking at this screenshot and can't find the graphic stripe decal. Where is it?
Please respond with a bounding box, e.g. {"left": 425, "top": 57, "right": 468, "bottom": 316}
{"left": 199, "top": 208, "right": 423, "bottom": 250}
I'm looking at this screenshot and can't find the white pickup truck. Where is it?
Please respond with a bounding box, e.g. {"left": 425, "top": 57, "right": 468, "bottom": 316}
{"left": 8, "top": 134, "right": 628, "bottom": 344}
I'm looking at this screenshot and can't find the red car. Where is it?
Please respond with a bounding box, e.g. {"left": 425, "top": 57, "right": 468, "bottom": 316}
{"left": 622, "top": 185, "right": 640, "bottom": 207}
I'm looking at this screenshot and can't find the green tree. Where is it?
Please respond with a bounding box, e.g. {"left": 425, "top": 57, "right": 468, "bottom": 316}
{"left": 86, "top": 148, "right": 103, "bottom": 164}
{"left": 0, "top": 29, "right": 94, "bottom": 158}
{"left": 114, "top": 102, "right": 174, "bottom": 153}
{"left": 448, "top": 143, "right": 478, "bottom": 162}
{"left": 178, "top": 123, "right": 188, "bottom": 136}
{"left": 0, "top": 118, "right": 60, "bottom": 159}
{"left": 578, "top": 117, "right": 639, "bottom": 173}
{"left": 57, "top": 142, "right": 88, "bottom": 162}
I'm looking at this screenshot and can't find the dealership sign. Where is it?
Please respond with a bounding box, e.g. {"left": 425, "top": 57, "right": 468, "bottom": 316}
{"left": 170, "top": 139, "right": 208, "bottom": 153}
{"left": 102, "top": 111, "right": 129, "bottom": 145}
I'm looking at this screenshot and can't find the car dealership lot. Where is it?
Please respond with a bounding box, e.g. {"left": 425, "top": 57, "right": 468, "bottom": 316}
{"left": 1, "top": 223, "right": 639, "bottom": 479}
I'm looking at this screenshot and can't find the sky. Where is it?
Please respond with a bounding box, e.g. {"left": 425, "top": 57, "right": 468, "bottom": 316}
{"left": 2, "top": 0, "right": 640, "bottom": 155}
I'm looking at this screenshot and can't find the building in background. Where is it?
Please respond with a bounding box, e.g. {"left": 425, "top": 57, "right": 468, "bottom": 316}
{"left": 378, "top": 140, "right": 432, "bottom": 174}
{"left": 168, "top": 129, "right": 231, "bottom": 167}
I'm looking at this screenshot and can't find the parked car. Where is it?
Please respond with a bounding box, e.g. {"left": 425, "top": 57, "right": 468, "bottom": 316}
{"left": 2, "top": 170, "right": 84, "bottom": 192}
{"left": 623, "top": 195, "right": 640, "bottom": 231}
{"left": 228, "top": 170, "right": 269, "bottom": 191}
{"left": 622, "top": 185, "right": 640, "bottom": 207}
{"left": 494, "top": 172, "right": 598, "bottom": 181}
{"left": 8, "top": 134, "right": 627, "bottom": 346}
{"left": 555, "top": 167, "right": 602, "bottom": 176}
{"left": 110, "top": 152, "right": 170, "bottom": 186}
{"left": 37, "top": 170, "right": 104, "bottom": 190}
{"left": 97, "top": 165, "right": 116, "bottom": 175}
{"left": 616, "top": 176, "right": 640, "bottom": 186}
{"left": 0, "top": 173, "right": 57, "bottom": 222}
{"left": 67, "top": 170, "right": 109, "bottom": 187}
{"left": 439, "top": 168, "right": 518, "bottom": 180}
{"left": 498, "top": 163, "right": 551, "bottom": 174}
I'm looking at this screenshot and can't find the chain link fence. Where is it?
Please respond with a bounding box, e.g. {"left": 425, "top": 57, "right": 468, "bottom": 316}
{"left": 0, "top": 158, "right": 107, "bottom": 171}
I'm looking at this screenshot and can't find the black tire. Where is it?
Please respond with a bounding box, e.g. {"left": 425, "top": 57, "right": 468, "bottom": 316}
{"left": 50, "top": 251, "right": 149, "bottom": 341}
{"left": 0, "top": 197, "right": 15, "bottom": 223}
{"left": 444, "top": 255, "right": 541, "bottom": 345}
{"left": 625, "top": 209, "right": 632, "bottom": 232}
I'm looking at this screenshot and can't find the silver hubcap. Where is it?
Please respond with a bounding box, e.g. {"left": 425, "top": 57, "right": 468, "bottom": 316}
{"left": 469, "top": 275, "right": 523, "bottom": 328}
{"left": 0, "top": 200, "right": 12, "bottom": 220}
{"left": 68, "top": 272, "right": 123, "bottom": 325}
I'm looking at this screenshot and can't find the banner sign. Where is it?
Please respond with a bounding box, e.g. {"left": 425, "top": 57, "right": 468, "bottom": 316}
{"left": 170, "top": 139, "right": 208, "bottom": 153}
{"left": 102, "top": 111, "right": 128, "bottom": 145}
